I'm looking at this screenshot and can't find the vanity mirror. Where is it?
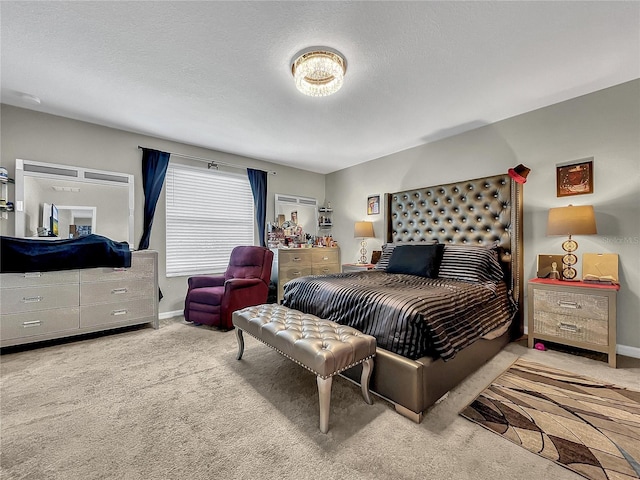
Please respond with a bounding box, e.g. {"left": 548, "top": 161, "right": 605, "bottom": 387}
{"left": 274, "top": 193, "right": 318, "bottom": 238}
{"left": 14, "top": 159, "right": 134, "bottom": 245}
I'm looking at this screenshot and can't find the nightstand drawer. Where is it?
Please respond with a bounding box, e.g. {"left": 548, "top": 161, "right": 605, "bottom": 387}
{"left": 533, "top": 310, "right": 608, "bottom": 346}
{"left": 533, "top": 288, "right": 608, "bottom": 321}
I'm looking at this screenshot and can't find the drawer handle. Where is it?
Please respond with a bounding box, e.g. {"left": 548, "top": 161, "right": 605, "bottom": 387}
{"left": 22, "top": 296, "right": 43, "bottom": 303}
{"left": 22, "top": 320, "right": 42, "bottom": 328}
{"left": 111, "top": 309, "right": 128, "bottom": 316}
{"left": 112, "top": 267, "right": 127, "bottom": 272}
{"left": 24, "top": 272, "right": 42, "bottom": 278}
{"left": 111, "top": 288, "right": 128, "bottom": 295}
{"left": 321, "top": 268, "right": 330, "bottom": 273}
{"left": 558, "top": 322, "right": 579, "bottom": 333}
{"left": 293, "top": 257, "right": 301, "bottom": 262}
{"left": 322, "top": 256, "right": 329, "bottom": 261}
{"left": 557, "top": 300, "right": 581, "bottom": 309}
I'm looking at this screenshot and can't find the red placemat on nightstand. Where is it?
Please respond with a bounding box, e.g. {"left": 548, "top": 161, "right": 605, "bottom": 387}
{"left": 529, "top": 278, "right": 620, "bottom": 290}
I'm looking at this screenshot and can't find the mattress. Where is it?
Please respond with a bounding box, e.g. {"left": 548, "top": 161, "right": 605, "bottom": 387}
{"left": 282, "top": 271, "right": 514, "bottom": 361}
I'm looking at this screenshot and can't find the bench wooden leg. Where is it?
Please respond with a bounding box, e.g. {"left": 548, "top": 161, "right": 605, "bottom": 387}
{"left": 235, "top": 328, "right": 244, "bottom": 360}
{"left": 317, "top": 376, "right": 333, "bottom": 434}
{"left": 360, "top": 358, "right": 374, "bottom": 404}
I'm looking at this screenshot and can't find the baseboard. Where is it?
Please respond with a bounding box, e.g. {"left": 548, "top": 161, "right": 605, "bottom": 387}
{"left": 159, "top": 310, "right": 183, "bottom": 320}
{"left": 617, "top": 344, "right": 640, "bottom": 359}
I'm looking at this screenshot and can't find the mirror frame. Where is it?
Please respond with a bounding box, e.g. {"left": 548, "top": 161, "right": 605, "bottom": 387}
{"left": 274, "top": 193, "right": 318, "bottom": 238}
{"left": 15, "top": 159, "right": 134, "bottom": 245}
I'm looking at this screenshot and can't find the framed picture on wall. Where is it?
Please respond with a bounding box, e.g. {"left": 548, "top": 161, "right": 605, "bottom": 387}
{"left": 367, "top": 194, "right": 380, "bottom": 215}
{"left": 556, "top": 158, "right": 594, "bottom": 197}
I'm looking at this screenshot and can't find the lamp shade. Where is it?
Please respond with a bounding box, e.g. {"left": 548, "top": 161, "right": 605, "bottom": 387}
{"left": 354, "top": 221, "right": 375, "bottom": 238}
{"left": 547, "top": 205, "right": 597, "bottom": 236}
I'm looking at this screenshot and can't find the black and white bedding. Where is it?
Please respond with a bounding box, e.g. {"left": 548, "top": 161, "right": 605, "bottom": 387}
{"left": 282, "top": 270, "right": 514, "bottom": 361}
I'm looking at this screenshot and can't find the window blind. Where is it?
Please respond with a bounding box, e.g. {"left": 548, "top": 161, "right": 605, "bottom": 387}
{"left": 165, "top": 164, "right": 255, "bottom": 277}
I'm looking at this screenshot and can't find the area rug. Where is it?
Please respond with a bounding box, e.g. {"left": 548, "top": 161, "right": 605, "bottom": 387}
{"left": 460, "top": 358, "right": 640, "bottom": 480}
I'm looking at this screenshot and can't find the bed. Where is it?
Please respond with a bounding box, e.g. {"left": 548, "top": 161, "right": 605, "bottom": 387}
{"left": 282, "top": 173, "right": 524, "bottom": 422}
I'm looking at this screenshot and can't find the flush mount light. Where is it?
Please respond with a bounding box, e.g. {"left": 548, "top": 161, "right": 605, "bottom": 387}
{"left": 291, "top": 47, "right": 346, "bottom": 97}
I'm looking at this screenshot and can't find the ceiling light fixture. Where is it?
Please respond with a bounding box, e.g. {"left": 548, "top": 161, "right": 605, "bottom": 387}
{"left": 291, "top": 47, "right": 346, "bottom": 97}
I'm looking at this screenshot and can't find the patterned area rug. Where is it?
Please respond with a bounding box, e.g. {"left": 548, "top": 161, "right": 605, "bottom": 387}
{"left": 460, "top": 358, "right": 640, "bottom": 480}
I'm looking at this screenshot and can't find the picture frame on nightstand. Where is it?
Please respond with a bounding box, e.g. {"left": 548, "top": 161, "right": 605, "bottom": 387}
{"left": 536, "top": 254, "right": 564, "bottom": 279}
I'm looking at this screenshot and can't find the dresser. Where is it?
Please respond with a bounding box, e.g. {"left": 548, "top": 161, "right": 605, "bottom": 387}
{"left": 277, "top": 248, "right": 340, "bottom": 302}
{"left": 0, "top": 250, "right": 159, "bottom": 348}
{"left": 527, "top": 278, "right": 618, "bottom": 367}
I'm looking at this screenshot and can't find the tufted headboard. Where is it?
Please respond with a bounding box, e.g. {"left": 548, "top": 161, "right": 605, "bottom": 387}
{"left": 384, "top": 173, "right": 524, "bottom": 338}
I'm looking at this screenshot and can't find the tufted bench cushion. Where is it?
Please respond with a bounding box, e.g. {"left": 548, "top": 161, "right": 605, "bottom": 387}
{"left": 233, "top": 304, "right": 376, "bottom": 433}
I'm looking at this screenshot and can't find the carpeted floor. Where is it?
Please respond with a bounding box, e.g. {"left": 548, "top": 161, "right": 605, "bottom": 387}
{"left": 1, "top": 318, "right": 639, "bottom": 480}
{"left": 460, "top": 358, "right": 640, "bottom": 480}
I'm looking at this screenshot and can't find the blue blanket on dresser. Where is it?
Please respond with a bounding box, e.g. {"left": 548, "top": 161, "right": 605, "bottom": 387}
{"left": 0, "top": 234, "right": 131, "bottom": 273}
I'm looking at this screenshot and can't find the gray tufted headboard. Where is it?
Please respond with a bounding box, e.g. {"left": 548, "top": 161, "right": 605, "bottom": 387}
{"left": 384, "top": 173, "right": 524, "bottom": 338}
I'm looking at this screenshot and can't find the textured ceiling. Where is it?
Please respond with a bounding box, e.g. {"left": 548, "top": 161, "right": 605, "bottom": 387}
{"left": 2, "top": 1, "right": 638, "bottom": 174}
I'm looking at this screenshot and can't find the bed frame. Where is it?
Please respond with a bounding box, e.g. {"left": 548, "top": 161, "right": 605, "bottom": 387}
{"left": 342, "top": 172, "right": 524, "bottom": 422}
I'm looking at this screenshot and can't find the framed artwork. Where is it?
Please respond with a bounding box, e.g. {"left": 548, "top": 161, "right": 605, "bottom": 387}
{"left": 367, "top": 194, "right": 380, "bottom": 215}
{"left": 556, "top": 158, "right": 593, "bottom": 197}
{"left": 536, "top": 254, "right": 564, "bottom": 279}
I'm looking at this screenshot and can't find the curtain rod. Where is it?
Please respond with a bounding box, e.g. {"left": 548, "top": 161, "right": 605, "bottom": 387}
{"left": 137, "top": 146, "right": 276, "bottom": 175}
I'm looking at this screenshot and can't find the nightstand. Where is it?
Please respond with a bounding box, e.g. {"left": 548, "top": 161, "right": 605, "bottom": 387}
{"left": 342, "top": 263, "right": 375, "bottom": 273}
{"left": 527, "top": 278, "right": 619, "bottom": 367}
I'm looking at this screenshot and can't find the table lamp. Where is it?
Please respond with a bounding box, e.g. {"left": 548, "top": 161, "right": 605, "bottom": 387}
{"left": 546, "top": 204, "right": 597, "bottom": 281}
{"left": 354, "top": 221, "right": 375, "bottom": 264}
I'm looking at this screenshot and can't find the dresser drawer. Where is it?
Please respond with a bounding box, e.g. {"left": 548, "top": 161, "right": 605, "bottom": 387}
{"left": 280, "top": 266, "right": 313, "bottom": 283}
{"left": 532, "top": 288, "right": 608, "bottom": 321}
{"left": 533, "top": 310, "right": 608, "bottom": 346}
{"left": 1, "top": 308, "right": 79, "bottom": 341}
{"left": 311, "top": 248, "right": 339, "bottom": 265}
{"left": 312, "top": 264, "right": 340, "bottom": 276}
{"left": 80, "top": 298, "right": 155, "bottom": 327}
{"left": 80, "top": 256, "right": 154, "bottom": 283}
{"left": 278, "top": 250, "right": 312, "bottom": 268}
{"left": 80, "top": 279, "right": 155, "bottom": 305}
{"left": 0, "top": 270, "right": 79, "bottom": 289}
{"left": 0, "top": 284, "right": 79, "bottom": 314}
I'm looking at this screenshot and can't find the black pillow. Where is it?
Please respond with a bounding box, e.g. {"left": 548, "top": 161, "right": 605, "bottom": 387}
{"left": 386, "top": 244, "right": 444, "bottom": 278}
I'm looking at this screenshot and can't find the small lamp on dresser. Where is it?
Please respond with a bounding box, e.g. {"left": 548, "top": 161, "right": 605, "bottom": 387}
{"left": 546, "top": 204, "right": 597, "bottom": 281}
{"left": 354, "top": 221, "right": 375, "bottom": 264}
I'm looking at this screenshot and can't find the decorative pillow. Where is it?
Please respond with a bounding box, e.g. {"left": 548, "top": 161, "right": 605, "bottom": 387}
{"left": 438, "top": 243, "right": 504, "bottom": 283}
{"left": 373, "top": 243, "right": 398, "bottom": 270}
{"left": 374, "top": 241, "right": 438, "bottom": 271}
{"left": 386, "top": 244, "right": 445, "bottom": 278}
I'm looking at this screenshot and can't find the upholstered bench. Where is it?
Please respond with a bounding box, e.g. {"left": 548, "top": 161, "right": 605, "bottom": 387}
{"left": 232, "top": 304, "right": 376, "bottom": 433}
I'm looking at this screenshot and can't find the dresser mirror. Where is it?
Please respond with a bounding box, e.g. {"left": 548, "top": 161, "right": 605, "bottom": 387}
{"left": 14, "top": 159, "right": 134, "bottom": 245}
{"left": 274, "top": 193, "right": 318, "bottom": 238}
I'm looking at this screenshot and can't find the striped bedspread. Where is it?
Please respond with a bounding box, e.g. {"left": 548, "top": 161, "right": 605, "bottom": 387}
{"left": 282, "top": 271, "right": 514, "bottom": 361}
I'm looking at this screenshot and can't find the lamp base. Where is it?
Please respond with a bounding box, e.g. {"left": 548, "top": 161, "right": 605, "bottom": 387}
{"left": 359, "top": 239, "right": 368, "bottom": 264}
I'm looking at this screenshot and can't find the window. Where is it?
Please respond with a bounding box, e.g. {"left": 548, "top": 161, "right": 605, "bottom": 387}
{"left": 165, "top": 163, "right": 255, "bottom": 277}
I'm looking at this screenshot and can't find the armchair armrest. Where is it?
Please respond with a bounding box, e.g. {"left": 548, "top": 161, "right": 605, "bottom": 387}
{"left": 188, "top": 275, "right": 225, "bottom": 289}
{"left": 224, "top": 278, "right": 263, "bottom": 292}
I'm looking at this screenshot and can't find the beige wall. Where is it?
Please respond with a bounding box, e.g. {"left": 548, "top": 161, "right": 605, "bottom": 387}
{"left": 325, "top": 79, "right": 640, "bottom": 352}
{"left": 0, "top": 105, "right": 326, "bottom": 314}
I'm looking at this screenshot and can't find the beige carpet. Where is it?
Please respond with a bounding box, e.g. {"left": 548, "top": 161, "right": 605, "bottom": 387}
{"left": 461, "top": 358, "right": 640, "bottom": 480}
{"left": 2, "top": 318, "right": 639, "bottom": 480}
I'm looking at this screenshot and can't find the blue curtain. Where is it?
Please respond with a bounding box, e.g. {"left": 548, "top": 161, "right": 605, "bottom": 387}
{"left": 247, "top": 168, "right": 268, "bottom": 247}
{"left": 138, "top": 148, "right": 170, "bottom": 250}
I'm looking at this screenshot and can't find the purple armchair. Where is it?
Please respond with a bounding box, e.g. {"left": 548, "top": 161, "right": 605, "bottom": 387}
{"left": 184, "top": 246, "right": 274, "bottom": 329}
